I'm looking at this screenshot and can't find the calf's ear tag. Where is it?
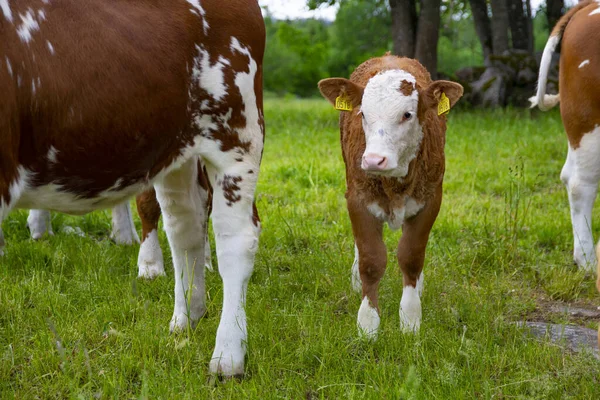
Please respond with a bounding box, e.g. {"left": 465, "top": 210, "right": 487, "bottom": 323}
{"left": 335, "top": 94, "right": 353, "bottom": 111}
{"left": 438, "top": 92, "right": 450, "bottom": 116}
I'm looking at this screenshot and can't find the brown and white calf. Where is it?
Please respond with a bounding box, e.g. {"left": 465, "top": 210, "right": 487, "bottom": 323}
{"left": 0, "top": 0, "right": 264, "bottom": 376}
{"left": 530, "top": 1, "right": 600, "bottom": 271}
{"left": 319, "top": 55, "right": 463, "bottom": 338}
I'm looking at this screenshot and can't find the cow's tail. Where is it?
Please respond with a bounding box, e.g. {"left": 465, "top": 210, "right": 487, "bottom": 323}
{"left": 529, "top": 1, "right": 592, "bottom": 111}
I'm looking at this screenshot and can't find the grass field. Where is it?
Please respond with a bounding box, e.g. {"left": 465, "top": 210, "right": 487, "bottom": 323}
{"left": 1, "top": 98, "right": 600, "bottom": 398}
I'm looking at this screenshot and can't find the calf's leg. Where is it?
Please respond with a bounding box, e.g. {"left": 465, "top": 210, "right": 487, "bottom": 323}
{"left": 397, "top": 184, "right": 442, "bottom": 333}
{"left": 347, "top": 196, "right": 387, "bottom": 339}
{"left": 154, "top": 159, "right": 208, "bottom": 331}
{"left": 27, "top": 210, "right": 53, "bottom": 239}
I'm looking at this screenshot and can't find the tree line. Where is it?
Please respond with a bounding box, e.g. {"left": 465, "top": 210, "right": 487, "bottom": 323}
{"left": 263, "top": 0, "right": 566, "bottom": 98}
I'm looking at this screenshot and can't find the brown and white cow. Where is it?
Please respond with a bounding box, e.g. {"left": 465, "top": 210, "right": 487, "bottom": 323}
{"left": 0, "top": 0, "right": 264, "bottom": 376}
{"left": 530, "top": 0, "right": 600, "bottom": 271}
{"left": 319, "top": 55, "right": 463, "bottom": 338}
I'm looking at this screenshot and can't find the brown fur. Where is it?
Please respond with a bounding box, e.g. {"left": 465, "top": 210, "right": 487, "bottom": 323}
{"left": 556, "top": 1, "right": 600, "bottom": 148}
{"left": 0, "top": 0, "right": 264, "bottom": 207}
{"left": 320, "top": 55, "right": 463, "bottom": 311}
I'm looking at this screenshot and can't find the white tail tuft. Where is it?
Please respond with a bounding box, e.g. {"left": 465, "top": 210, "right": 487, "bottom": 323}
{"left": 531, "top": 35, "right": 560, "bottom": 112}
{"left": 529, "top": 94, "right": 560, "bottom": 110}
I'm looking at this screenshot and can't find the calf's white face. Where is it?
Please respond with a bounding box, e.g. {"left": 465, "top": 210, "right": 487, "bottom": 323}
{"left": 360, "top": 70, "right": 422, "bottom": 177}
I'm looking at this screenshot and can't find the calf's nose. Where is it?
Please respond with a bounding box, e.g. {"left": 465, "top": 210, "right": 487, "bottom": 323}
{"left": 362, "top": 153, "right": 388, "bottom": 171}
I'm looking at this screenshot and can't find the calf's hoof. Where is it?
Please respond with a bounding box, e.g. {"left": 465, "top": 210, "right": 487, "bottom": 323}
{"left": 357, "top": 297, "right": 380, "bottom": 339}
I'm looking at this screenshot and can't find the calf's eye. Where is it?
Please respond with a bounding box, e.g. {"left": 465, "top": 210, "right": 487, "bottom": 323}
{"left": 402, "top": 112, "right": 412, "bottom": 121}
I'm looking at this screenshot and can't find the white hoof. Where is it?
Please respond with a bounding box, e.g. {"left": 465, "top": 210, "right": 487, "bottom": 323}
{"left": 399, "top": 285, "right": 421, "bottom": 333}
{"left": 209, "top": 345, "right": 246, "bottom": 377}
{"left": 357, "top": 296, "right": 380, "bottom": 339}
{"left": 574, "top": 249, "right": 596, "bottom": 272}
{"left": 137, "top": 230, "right": 165, "bottom": 278}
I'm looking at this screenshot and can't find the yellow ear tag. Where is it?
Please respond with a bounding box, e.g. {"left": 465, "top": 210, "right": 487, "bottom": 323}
{"left": 335, "top": 94, "right": 353, "bottom": 111}
{"left": 438, "top": 92, "right": 450, "bottom": 116}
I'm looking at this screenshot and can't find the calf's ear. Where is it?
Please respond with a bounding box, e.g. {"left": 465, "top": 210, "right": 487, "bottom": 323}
{"left": 421, "top": 80, "right": 464, "bottom": 111}
{"left": 318, "top": 78, "right": 364, "bottom": 109}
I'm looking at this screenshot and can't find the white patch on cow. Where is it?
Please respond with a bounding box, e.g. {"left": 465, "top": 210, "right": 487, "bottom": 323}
{"left": 46, "top": 40, "right": 54, "bottom": 55}
{"left": 367, "top": 202, "right": 387, "bottom": 221}
{"left": 14, "top": 175, "right": 149, "bottom": 215}
{"left": 5, "top": 57, "right": 12, "bottom": 77}
{"left": 110, "top": 202, "right": 140, "bottom": 245}
{"left": 561, "top": 126, "right": 600, "bottom": 270}
{"left": 17, "top": 75, "right": 21, "bottom": 88}
{"left": 357, "top": 296, "right": 380, "bottom": 339}
{"left": 186, "top": 0, "right": 209, "bottom": 34}
{"left": 46, "top": 146, "right": 58, "bottom": 163}
{"left": 192, "top": 45, "right": 228, "bottom": 102}
{"left": 590, "top": 4, "right": 600, "bottom": 15}
{"left": 31, "top": 78, "right": 36, "bottom": 95}
{"left": 351, "top": 244, "right": 362, "bottom": 293}
{"left": 37, "top": 9, "right": 45, "bottom": 20}
{"left": 0, "top": 0, "right": 12, "bottom": 23}
{"left": 399, "top": 284, "right": 421, "bottom": 333}
{"left": 137, "top": 229, "right": 165, "bottom": 278}
{"left": 405, "top": 197, "right": 424, "bottom": 219}
{"left": 17, "top": 9, "right": 41, "bottom": 44}
{"left": 27, "top": 209, "right": 53, "bottom": 239}
{"left": 361, "top": 70, "right": 422, "bottom": 178}
{"left": 230, "top": 37, "right": 261, "bottom": 152}
{"left": 579, "top": 60, "right": 590, "bottom": 69}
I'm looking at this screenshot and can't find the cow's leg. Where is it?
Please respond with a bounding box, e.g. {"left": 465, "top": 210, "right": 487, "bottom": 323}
{"left": 0, "top": 227, "right": 4, "bottom": 256}
{"left": 397, "top": 185, "right": 442, "bottom": 333}
{"left": 136, "top": 189, "right": 165, "bottom": 279}
{"left": 197, "top": 161, "right": 214, "bottom": 271}
{"left": 561, "top": 142, "right": 600, "bottom": 270}
{"left": 27, "top": 209, "right": 53, "bottom": 239}
{"left": 347, "top": 196, "right": 386, "bottom": 339}
{"left": 203, "top": 157, "right": 261, "bottom": 377}
{"left": 110, "top": 202, "right": 140, "bottom": 245}
{"left": 154, "top": 159, "right": 207, "bottom": 330}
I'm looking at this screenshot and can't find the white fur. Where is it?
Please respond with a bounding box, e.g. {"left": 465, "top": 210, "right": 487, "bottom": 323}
{"left": 0, "top": 0, "right": 12, "bottom": 23}
{"left": 360, "top": 70, "right": 422, "bottom": 178}
{"left": 351, "top": 244, "right": 361, "bottom": 292}
{"left": 5, "top": 57, "right": 12, "bottom": 77}
{"left": 137, "top": 229, "right": 165, "bottom": 278}
{"left": 17, "top": 9, "right": 41, "bottom": 44}
{"left": 416, "top": 271, "right": 424, "bottom": 297}
{"left": 590, "top": 3, "right": 600, "bottom": 16}
{"left": 399, "top": 284, "right": 421, "bottom": 333}
{"left": 186, "top": 0, "right": 209, "bottom": 34}
{"left": 193, "top": 45, "right": 228, "bottom": 103}
{"left": 46, "top": 146, "right": 58, "bottom": 164}
{"left": 357, "top": 296, "right": 380, "bottom": 339}
{"left": 46, "top": 41, "right": 54, "bottom": 55}
{"left": 366, "top": 197, "right": 423, "bottom": 231}
{"left": 560, "top": 127, "right": 600, "bottom": 270}
{"left": 154, "top": 159, "right": 207, "bottom": 331}
{"left": 27, "top": 209, "right": 53, "bottom": 239}
{"left": 530, "top": 35, "right": 561, "bottom": 111}
{"left": 0, "top": 227, "right": 4, "bottom": 256}
{"left": 110, "top": 202, "right": 140, "bottom": 245}
{"left": 579, "top": 60, "right": 590, "bottom": 69}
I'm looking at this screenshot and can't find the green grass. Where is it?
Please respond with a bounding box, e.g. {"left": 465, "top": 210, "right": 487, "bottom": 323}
{"left": 1, "top": 99, "right": 599, "bottom": 398}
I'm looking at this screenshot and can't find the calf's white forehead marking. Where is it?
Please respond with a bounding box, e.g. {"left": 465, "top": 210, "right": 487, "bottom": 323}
{"left": 362, "top": 69, "right": 417, "bottom": 113}
{"left": 0, "top": 0, "right": 12, "bottom": 23}
{"left": 579, "top": 60, "right": 590, "bottom": 69}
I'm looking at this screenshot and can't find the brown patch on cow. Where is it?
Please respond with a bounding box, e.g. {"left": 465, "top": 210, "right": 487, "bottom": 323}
{"left": 221, "top": 175, "right": 242, "bottom": 206}
{"left": 252, "top": 202, "right": 260, "bottom": 227}
{"left": 553, "top": 1, "right": 600, "bottom": 148}
{"left": 399, "top": 80, "right": 414, "bottom": 96}
{"left": 136, "top": 189, "right": 162, "bottom": 241}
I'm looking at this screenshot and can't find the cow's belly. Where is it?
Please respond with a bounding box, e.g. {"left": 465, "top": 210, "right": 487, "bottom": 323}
{"left": 15, "top": 180, "right": 149, "bottom": 215}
